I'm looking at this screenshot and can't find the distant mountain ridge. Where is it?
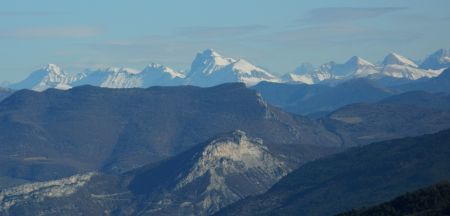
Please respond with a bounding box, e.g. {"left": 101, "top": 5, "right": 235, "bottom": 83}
{"left": 8, "top": 48, "right": 450, "bottom": 91}
{"left": 284, "top": 52, "right": 444, "bottom": 85}
{"left": 0, "top": 88, "right": 14, "bottom": 102}
{"left": 2, "top": 85, "right": 450, "bottom": 215}
{"left": 253, "top": 78, "right": 397, "bottom": 115}
{"left": 0, "top": 83, "right": 342, "bottom": 189}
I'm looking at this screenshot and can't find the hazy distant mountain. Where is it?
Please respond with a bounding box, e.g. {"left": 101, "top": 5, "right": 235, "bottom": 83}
{"left": 0, "top": 83, "right": 341, "bottom": 189}
{"left": 10, "top": 50, "right": 279, "bottom": 90}
{"left": 9, "top": 64, "right": 84, "bottom": 91}
{"left": 73, "top": 64, "right": 185, "bottom": 88}
{"left": 186, "top": 49, "right": 279, "bottom": 87}
{"left": 282, "top": 62, "right": 332, "bottom": 84}
{"left": 397, "top": 67, "right": 450, "bottom": 92}
{"left": 285, "top": 50, "right": 447, "bottom": 85}
{"left": 73, "top": 67, "right": 142, "bottom": 87}
{"left": 331, "top": 56, "right": 379, "bottom": 77}
{"left": 254, "top": 78, "right": 396, "bottom": 115}
{"left": 336, "top": 182, "right": 450, "bottom": 216}
{"left": 420, "top": 48, "right": 450, "bottom": 70}
{"left": 322, "top": 101, "right": 450, "bottom": 147}
{"left": 8, "top": 49, "right": 450, "bottom": 90}
{"left": 283, "top": 56, "right": 378, "bottom": 84}
{"left": 215, "top": 129, "right": 450, "bottom": 216}
{"left": 379, "top": 52, "right": 441, "bottom": 80}
{"left": 382, "top": 52, "right": 418, "bottom": 67}
{"left": 379, "top": 91, "right": 450, "bottom": 110}
{"left": 0, "top": 88, "right": 13, "bottom": 102}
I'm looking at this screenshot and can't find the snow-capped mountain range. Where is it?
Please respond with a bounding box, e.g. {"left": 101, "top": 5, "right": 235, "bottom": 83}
{"left": 283, "top": 50, "right": 447, "bottom": 85}
{"left": 8, "top": 48, "right": 450, "bottom": 91}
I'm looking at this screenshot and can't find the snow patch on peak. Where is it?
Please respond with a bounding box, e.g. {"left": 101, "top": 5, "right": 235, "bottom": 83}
{"left": 194, "top": 49, "right": 236, "bottom": 70}
{"left": 383, "top": 53, "right": 418, "bottom": 67}
{"left": 188, "top": 50, "right": 278, "bottom": 86}
{"left": 43, "top": 64, "right": 64, "bottom": 75}
{"left": 103, "top": 67, "right": 140, "bottom": 74}
{"left": 420, "top": 48, "right": 450, "bottom": 70}
{"left": 346, "top": 56, "right": 375, "bottom": 67}
{"left": 143, "top": 63, "right": 185, "bottom": 79}
{"left": 201, "top": 49, "right": 222, "bottom": 58}
{"left": 230, "top": 59, "right": 260, "bottom": 74}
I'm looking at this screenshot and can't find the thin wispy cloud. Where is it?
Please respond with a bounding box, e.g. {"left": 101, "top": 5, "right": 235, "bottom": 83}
{"left": 0, "top": 11, "right": 63, "bottom": 17}
{"left": 179, "top": 25, "right": 268, "bottom": 40}
{"left": 267, "top": 24, "right": 420, "bottom": 47}
{"left": 0, "top": 27, "right": 101, "bottom": 39}
{"left": 300, "top": 7, "right": 407, "bottom": 24}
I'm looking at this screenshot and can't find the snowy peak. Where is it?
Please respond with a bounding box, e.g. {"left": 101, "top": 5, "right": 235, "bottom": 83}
{"left": 345, "top": 56, "right": 375, "bottom": 67}
{"left": 201, "top": 48, "right": 223, "bottom": 58}
{"left": 11, "top": 49, "right": 450, "bottom": 90}
{"left": 101, "top": 67, "right": 140, "bottom": 74}
{"left": 327, "top": 56, "right": 377, "bottom": 78}
{"left": 381, "top": 52, "right": 443, "bottom": 80}
{"left": 190, "top": 49, "right": 236, "bottom": 75}
{"left": 143, "top": 63, "right": 185, "bottom": 78}
{"left": 229, "top": 59, "right": 276, "bottom": 80}
{"left": 421, "top": 48, "right": 450, "bottom": 70}
{"left": 9, "top": 64, "right": 80, "bottom": 91}
{"left": 230, "top": 59, "right": 260, "bottom": 73}
{"left": 188, "top": 49, "right": 279, "bottom": 86}
{"left": 30, "top": 63, "right": 66, "bottom": 79}
{"left": 42, "top": 63, "right": 65, "bottom": 76}
{"left": 293, "top": 63, "right": 315, "bottom": 75}
{"left": 383, "top": 53, "right": 418, "bottom": 67}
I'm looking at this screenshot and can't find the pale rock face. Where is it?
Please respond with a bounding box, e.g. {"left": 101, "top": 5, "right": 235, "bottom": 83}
{"left": 145, "top": 131, "right": 290, "bottom": 215}
{"left": 0, "top": 172, "right": 96, "bottom": 211}
{"left": 176, "top": 131, "right": 288, "bottom": 190}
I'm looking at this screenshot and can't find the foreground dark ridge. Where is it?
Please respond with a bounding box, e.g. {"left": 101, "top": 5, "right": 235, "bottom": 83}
{"left": 215, "top": 129, "right": 450, "bottom": 216}
{"left": 336, "top": 182, "right": 450, "bottom": 216}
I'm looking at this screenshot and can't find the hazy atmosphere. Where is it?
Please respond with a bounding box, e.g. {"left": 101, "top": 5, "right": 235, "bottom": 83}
{"left": 1, "top": 1, "right": 450, "bottom": 215}
{"left": 1, "top": 0, "right": 450, "bottom": 82}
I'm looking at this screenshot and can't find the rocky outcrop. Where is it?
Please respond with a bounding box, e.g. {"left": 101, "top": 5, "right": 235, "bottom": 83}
{"left": 0, "top": 172, "right": 96, "bottom": 212}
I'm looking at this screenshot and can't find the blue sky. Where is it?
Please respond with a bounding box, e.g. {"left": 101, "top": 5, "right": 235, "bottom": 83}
{"left": 1, "top": 0, "right": 449, "bottom": 82}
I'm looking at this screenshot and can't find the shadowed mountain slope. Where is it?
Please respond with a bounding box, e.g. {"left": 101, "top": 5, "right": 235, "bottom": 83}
{"left": 0, "top": 83, "right": 340, "bottom": 188}
{"left": 215, "top": 129, "right": 450, "bottom": 216}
